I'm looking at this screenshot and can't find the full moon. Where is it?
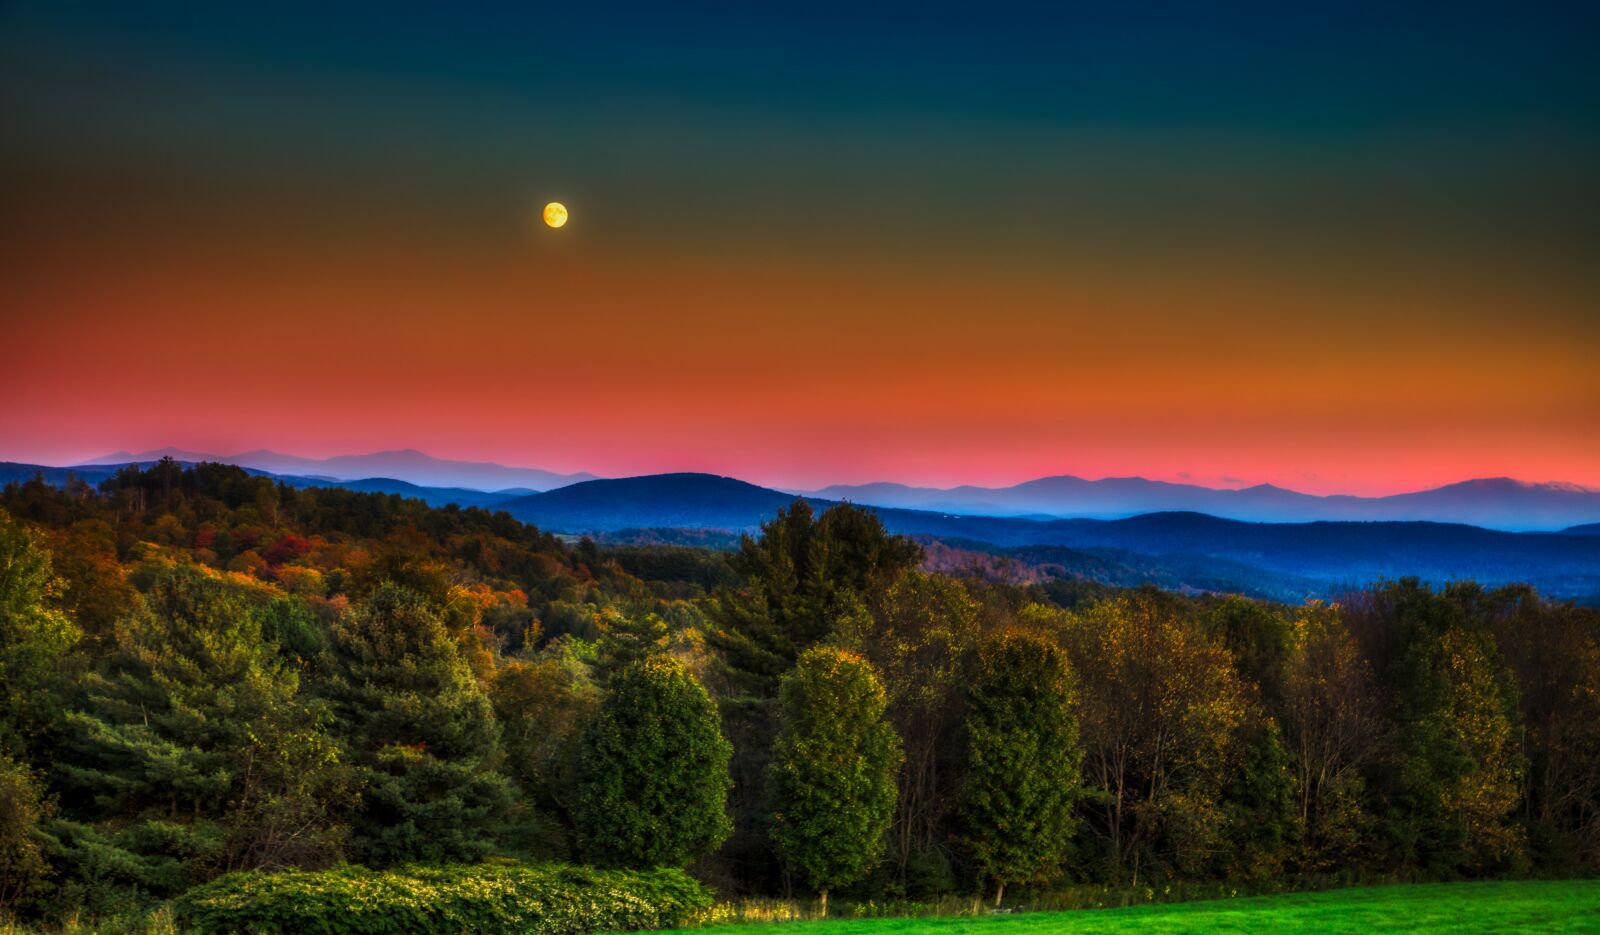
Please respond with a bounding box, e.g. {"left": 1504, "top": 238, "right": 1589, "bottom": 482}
{"left": 542, "top": 201, "right": 568, "bottom": 229}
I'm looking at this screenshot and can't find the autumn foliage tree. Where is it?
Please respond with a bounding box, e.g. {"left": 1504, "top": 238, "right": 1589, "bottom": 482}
{"left": 491, "top": 656, "right": 599, "bottom": 860}
{"left": 1488, "top": 587, "right": 1600, "bottom": 868}
{"left": 1065, "top": 592, "right": 1247, "bottom": 883}
{"left": 1281, "top": 604, "right": 1383, "bottom": 869}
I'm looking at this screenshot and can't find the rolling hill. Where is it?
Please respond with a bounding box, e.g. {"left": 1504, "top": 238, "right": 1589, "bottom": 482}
{"left": 497, "top": 473, "right": 811, "bottom": 532}
{"left": 11, "top": 462, "right": 1599, "bottom": 601}
{"left": 501, "top": 473, "right": 1600, "bottom": 601}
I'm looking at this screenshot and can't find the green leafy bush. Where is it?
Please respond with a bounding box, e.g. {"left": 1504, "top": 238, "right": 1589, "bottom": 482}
{"left": 172, "top": 861, "right": 712, "bottom": 935}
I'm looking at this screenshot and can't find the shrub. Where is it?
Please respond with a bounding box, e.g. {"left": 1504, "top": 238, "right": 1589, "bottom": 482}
{"left": 173, "top": 861, "right": 712, "bottom": 935}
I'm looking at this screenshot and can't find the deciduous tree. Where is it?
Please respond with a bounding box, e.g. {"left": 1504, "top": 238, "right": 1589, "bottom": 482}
{"left": 769, "top": 647, "right": 901, "bottom": 916}
{"left": 958, "top": 631, "right": 1082, "bottom": 907}
{"left": 1065, "top": 593, "right": 1246, "bottom": 883}
{"left": 576, "top": 655, "right": 732, "bottom": 868}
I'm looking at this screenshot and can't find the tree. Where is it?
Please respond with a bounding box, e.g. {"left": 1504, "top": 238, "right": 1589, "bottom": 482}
{"left": 1208, "top": 598, "right": 1301, "bottom": 879}
{"left": 54, "top": 565, "right": 347, "bottom": 897}
{"left": 1487, "top": 588, "right": 1600, "bottom": 869}
{"left": 491, "top": 656, "right": 599, "bottom": 860}
{"left": 318, "top": 582, "right": 513, "bottom": 866}
{"left": 709, "top": 501, "right": 920, "bottom": 695}
{"left": 1065, "top": 593, "right": 1246, "bottom": 883}
{"left": 576, "top": 655, "right": 732, "bottom": 868}
{"left": 958, "top": 631, "right": 1082, "bottom": 908}
{"left": 839, "top": 571, "right": 981, "bottom": 890}
{"left": 1344, "top": 581, "right": 1525, "bottom": 873}
{"left": 1281, "top": 605, "right": 1382, "bottom": 870}
{"left": 0, "top": 755, "right": 51, "bottom": 913}
{"left": 0, "top": 508, "right": 79, "bottom": 760}
{"left": 706, "top": 502, "right": 919, "bottom": 891}
{"left": 769, "top": 647, "right": 901, "bottom": 916}
{"left": 1216, "top": 718, "right": 1300, "bottom": 879}
{"left": 1208, "top": 597, "right": 1294, "bottom": 707}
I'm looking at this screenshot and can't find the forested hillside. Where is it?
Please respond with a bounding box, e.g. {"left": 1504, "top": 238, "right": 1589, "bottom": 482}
{"left": 2, "top": 459, "right": 1598, "bottom": 928}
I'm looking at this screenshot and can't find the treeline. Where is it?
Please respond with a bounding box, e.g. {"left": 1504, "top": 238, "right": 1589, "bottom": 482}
{"left": 1, "top": 460, "right": 1598, "bottom": 922}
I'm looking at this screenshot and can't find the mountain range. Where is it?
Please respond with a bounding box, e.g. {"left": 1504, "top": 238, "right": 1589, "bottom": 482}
{"left": 45, "top": 449, "right": 1600, "bottom": 531}
{"left": 800, "top": 475, "right": 1600, "bottom": 531}
{"left": 494, "top": 474, "right": 1600, "bottom": 601}
{"left": 77, "top": 448, "right": 594, "bottom": 492}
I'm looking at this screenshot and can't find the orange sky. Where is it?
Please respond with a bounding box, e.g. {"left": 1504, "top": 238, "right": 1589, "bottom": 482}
{"left": 3, "top": 227, "right": 1595, "bottom": 496}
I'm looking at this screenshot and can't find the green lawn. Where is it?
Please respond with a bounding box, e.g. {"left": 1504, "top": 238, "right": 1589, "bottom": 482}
{"left": 660, "top": 881, "right": 1600, "bottom": 934}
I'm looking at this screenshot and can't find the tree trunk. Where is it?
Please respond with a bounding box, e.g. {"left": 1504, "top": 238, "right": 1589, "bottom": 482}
{"left": 994, "top": 881, "right": 1006, "bottom": 908}
{"left": 819, "top": 888, "right": 828, "bottom": 918}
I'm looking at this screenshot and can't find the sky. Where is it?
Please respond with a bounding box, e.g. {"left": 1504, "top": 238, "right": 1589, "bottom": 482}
{"left": 2, "top": 2, "right": 1597, "bottom": 496}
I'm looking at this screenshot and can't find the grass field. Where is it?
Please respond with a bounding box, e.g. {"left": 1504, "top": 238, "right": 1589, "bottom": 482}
{"left": 659, "top": 881, "right": 1600, "bottom": 934}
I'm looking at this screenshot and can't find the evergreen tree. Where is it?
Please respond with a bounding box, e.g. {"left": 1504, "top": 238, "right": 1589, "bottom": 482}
{"left": 576, "top": 655, "right": 732, "bottom": 868}
{"left": 318, "top": 582, "right": 513, "bottom": 866}
{"left": 769, "top": 647, "right": 901, "bottom": 916}
{"left": 709, "top": 501, "right": 920, "bottom": 695}
{"left": 54, "top": 565, "right": 347, "bottom": 897}
{"left": 959, "top": 631, "right": 1082, "bottom": 907}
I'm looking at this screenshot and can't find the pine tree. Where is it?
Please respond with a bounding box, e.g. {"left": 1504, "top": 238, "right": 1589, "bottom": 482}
{"left": 576, "top": 655, "right": 732, "bottom": 868}
{"left": 959, "top": 631, "right": 1082, "bottom": 907}
{"left": 55, "top": 565, "right": 346, "bottom": 896}
{"left": 709, "top": 501, "right": 920, "bottom": 695}
{"left": 318, "top": 582, "right": 514, "bottom": 866}
{"left": 769, "top": 647, "right": 901, "bottom": 916}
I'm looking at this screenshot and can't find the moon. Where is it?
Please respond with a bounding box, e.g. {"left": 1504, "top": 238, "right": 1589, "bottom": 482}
{"left": 542, "top": 201, "right": 568, "bottom": 229}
